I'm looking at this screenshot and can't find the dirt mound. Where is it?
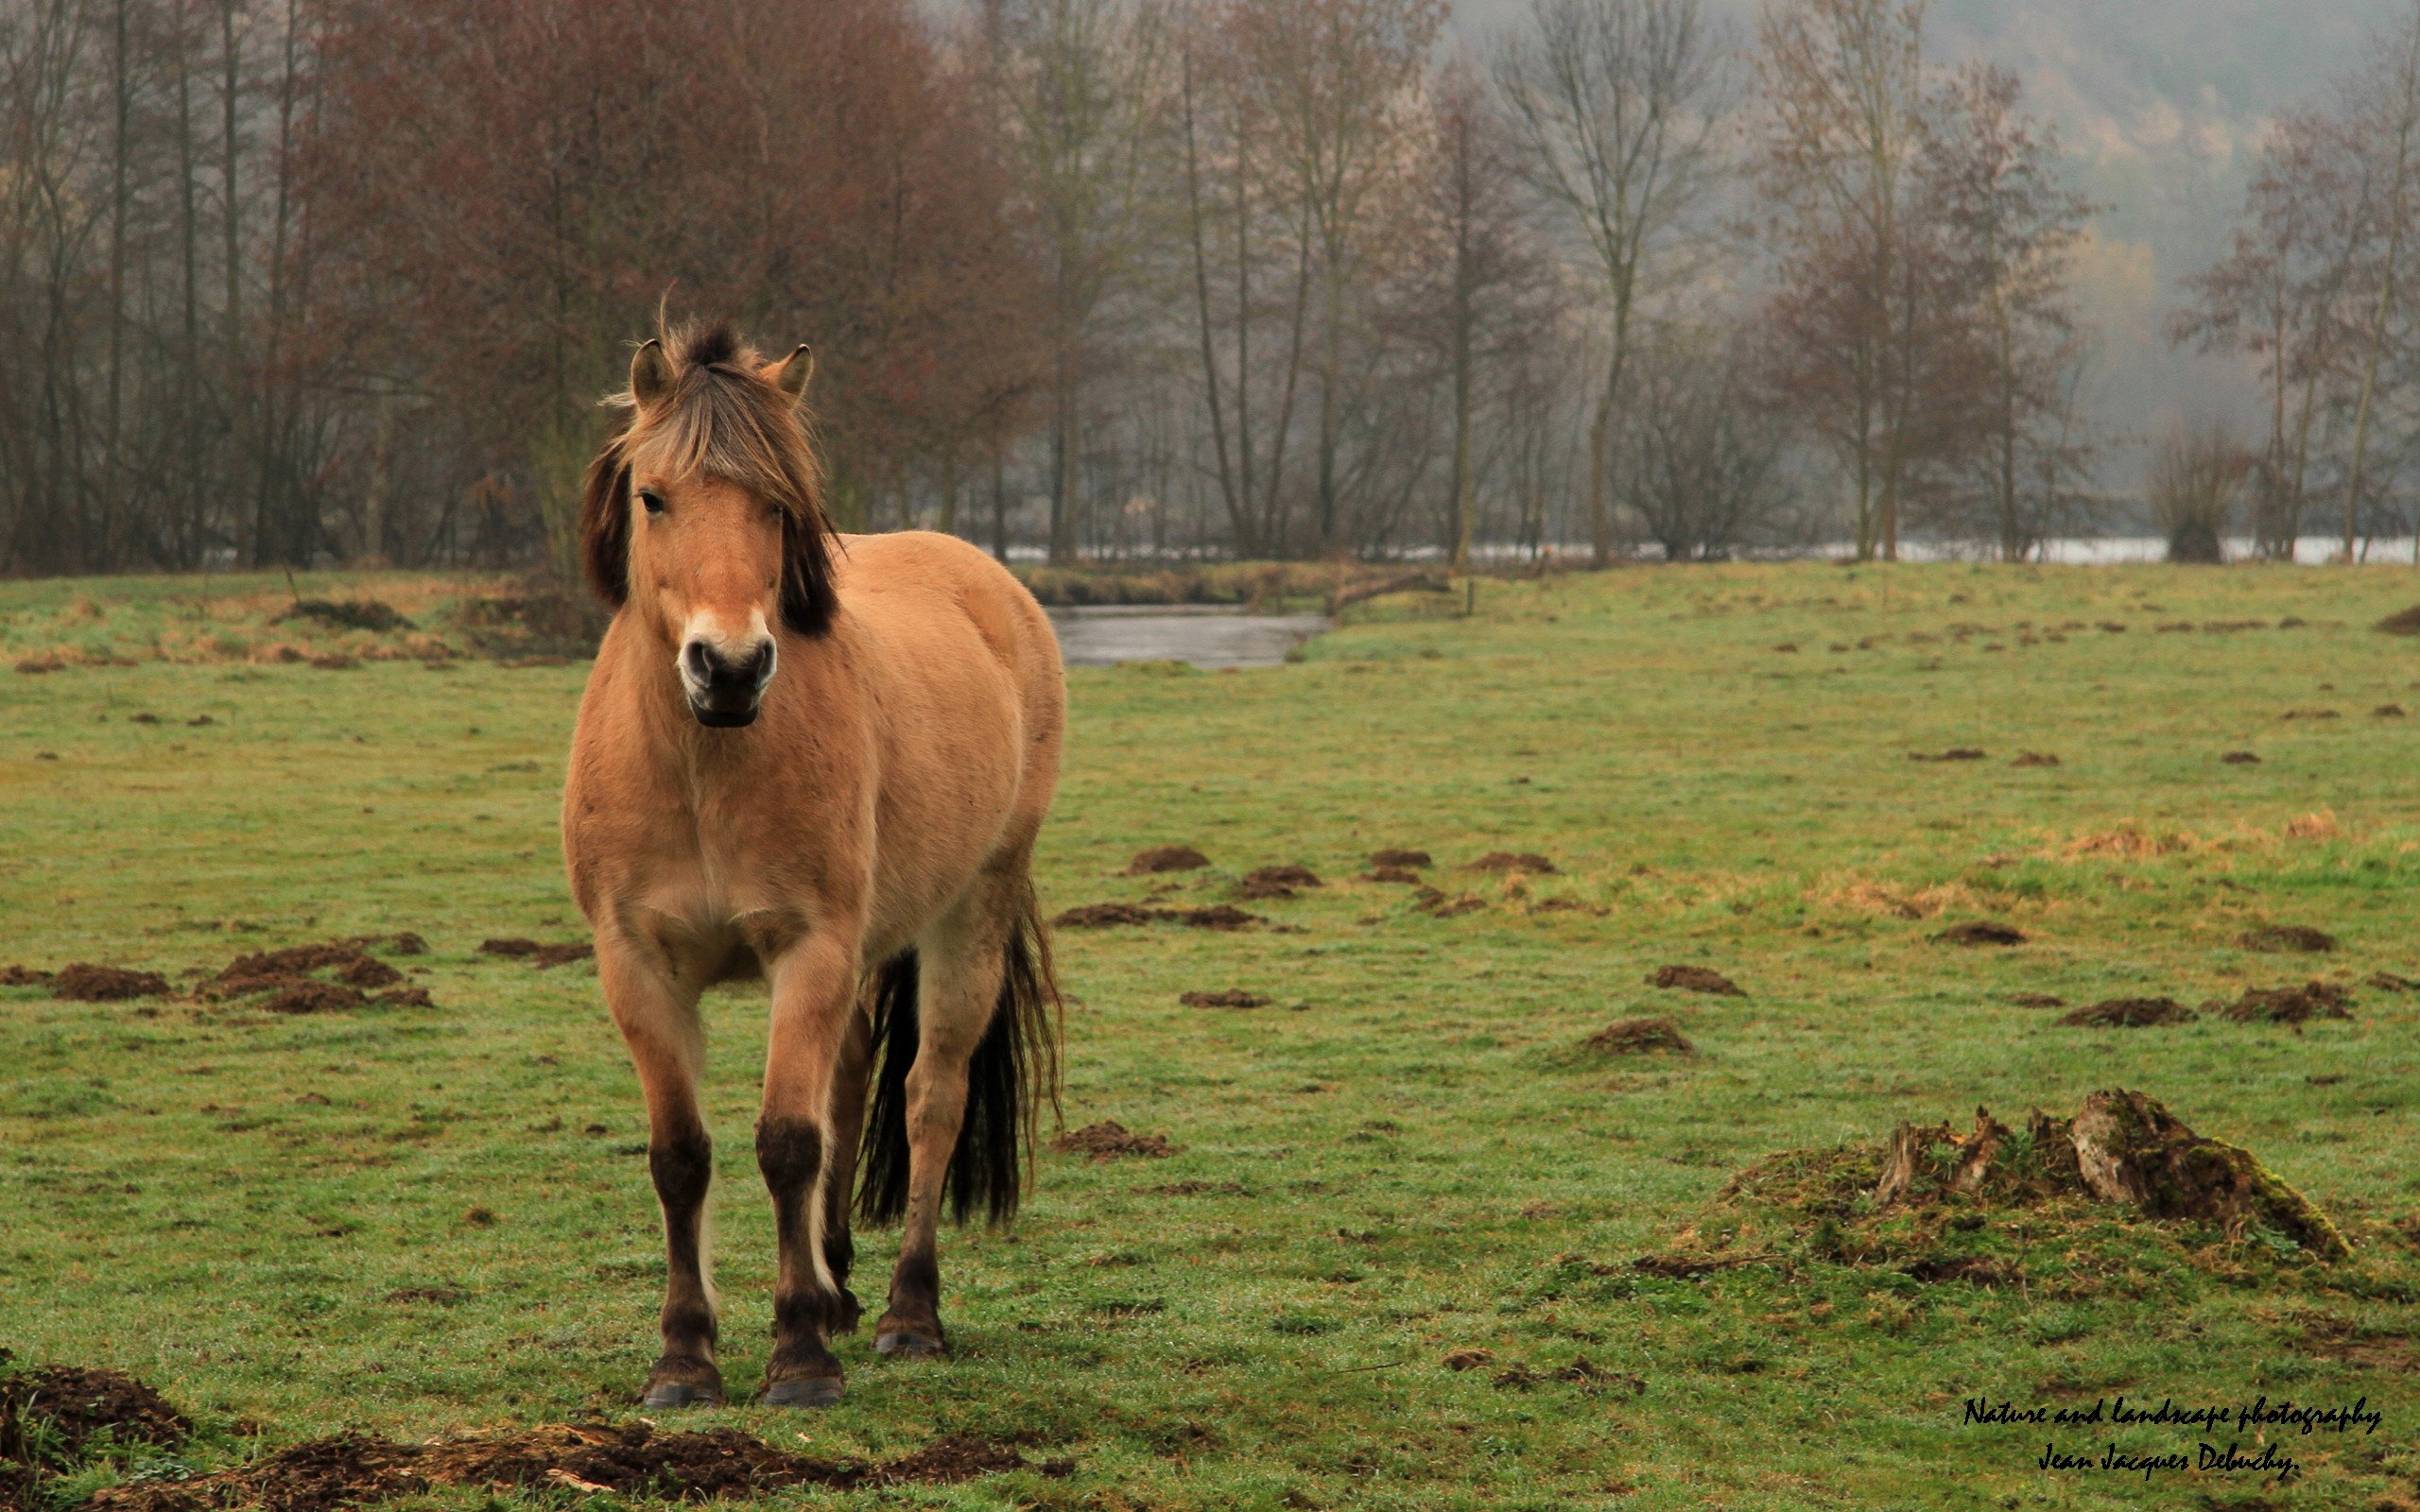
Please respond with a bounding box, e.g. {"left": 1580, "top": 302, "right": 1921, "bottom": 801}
{"left": 261, "top": 983, "right": 368, "bottom": 1015}
{"left": 1909, "top": 748, "right": 1987, "bottom": 763}
{"left": 1463, "top": 851, "right": 1557, "bottom": 874}
{"left": 335, "top": 957, "right": 402, "bottom": 988}
{"left": 2239, "top": 925, "right": 2338, "bottom": 954}
{"left": 1648, "top": 964, "right": 1744, "bottom": 997}
{"left": 1363, "top": 866, "right": 1422, "bottom": 884}
{"left": 1410, "top": 886, "right": 1485, "bottom": 918}
{"left": 2221, "top": 750, "right": 2261, "bottom": 765}
{"left": 477, "top": 938, "right": 593, "bottom": 967}
{"left": 1488, "top": 1357, "right": 1640, "bottom": 1394}
{"left": 2377, "top": 704, "right": 2409, "bottom": 718}
{"left": 2058, "top": 997, "right": 2196, "bottom": 1027}
{"left": 2010, "top": 752, "right": 2060, "bottom": 768}
{"left": 2007, "top": 993, "right": 2066, "bottom": 1008}
{"left": 0, "top": 966, "right": 54, "bottom": 987}
{"left": 206, "top": 938, "right": 431, "bottom": 1007}
{"left": 1370, "top": 849, "right": 1431, "bottom": 868}
{"left": 78, "top": 1422, "right": 1038, "bottom": 1512}
{"left": 1233, "top": 865, "right": 1321, "bottom": 901}
{"left": 1704, "top": 1095, "right": 2347, "bottom": 1266}
{"left": 52, "top": 965, "right": 169, "bottom": 1002}
{"left": 1, "top": 1364, "right": 191, "bottom": 1459}
{"left": 2377, "top": 605, "right": 2420, "bottom": 635}
{"left": 1933, "top": 922, "right": 2026, "bottom": 947}
{"left": 1051, "top": 903, "right": 1264, "bottom": 931}
{"left": 274, "top": 599, "right": 410, "bottom": 633}
{"left": 1584, "top": 1018, "right": 1692, "bottom": 1056}
{"left": 1180, "top": 989, "right": 1268, "bottom": 1009}
{"left": 2371, "top": 972, "right": 2419, "bottom": 992}
{"left": 451, "top": 591, "right": 611, "bottom": 662}
{"left": 2210, "top": 981, "right": 2354, "bottom": 1024}
{"left": 1052, "top": 1121, "right": 1173, "bottom": 1160}
{"left": 1125, "top": 845, "right": 1210, "bottom": 874}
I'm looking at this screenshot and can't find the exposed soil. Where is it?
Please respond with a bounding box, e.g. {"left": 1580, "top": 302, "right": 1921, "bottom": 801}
{"left": 2007, "top": 993, "right": 2067, "bottom": 1008}
{"left": 1648, "top": 964, "right": 1745, "bottom": 997}
{"left": 1052, "top": 903, "right": 1265, "bottom": 932}
{"left": 51, "top": 965, "right": 170, "bottom": 1002}
{"left": 1233, "top": 865, "right": 1321, "bottom": 901}
{"left": 1704, "top": 1095, "right": 2348, "bottom": 1265}
{"left": 1150, "top": 1180, "right": 1248, "bottom": 1196}
{"left": 204, "top": 938, "right": 432, "bottom": 1009}
{"left": 1370, "top": 849, "right": 1431, "bottom": 868}
{"left": 2377, "top": 604, "right": 2420, "bottom": 635}
{"left": 0, "top": 967, "right": 54, "bottom": 988}
{"left": 1052, "top": 1120, "right": 1173, "bottom": 1160}
{"left": 1909, "top": 748, "right": 1987, "bottom": 763}
{"left": 2239, "top": 925, "right": 2338, "bottom": 954}
{"left": 2280, "top": 709, "right": 2341, "bottom": 721}
{"left": 451, "top": 590, "right": 611, "bottom": 662}
{"left": 1584, "top": 1017, "right": 1693, "bottom": 1056}
{"left": 2209, "top": 981, "right": 2355, "bottom": 1024}
{"left": 78, "top": 1422, "right": 1040, "bottom": 1512}
{"left": 0, "top": 1364, "right": 191, "bottom": 1460}
{"left": 274, "top": 599, "right": 410, "bottom": 634}
{"left": 1934, "top": 922, "right": 2027, "bottom": 947}
{"left": 1363, "top": 866, "right": 1422, "bottom": 884}
{"left": 334, "top": 957, "right": 403, "bottom": 988}
{"left": 2377, "top": 705, "right": 2410, "bottom": 718}
{"left": 477, "top": 938, "right": 594, "bottom": 967}
{"left": 2221, "top": 751, "right": 2262, "bottom": 765}
{"left": 1462, "top": 851, "right": 1556, "bottom": 874}
{"left": 1125, "top": 845, "right": 1210, "bottom": 874}
{"left": 2057, "top": 997, "right": 2197, "bottom": 1028}
{"left": 261, "top": 983, "right": 368, "bottom": 1015}
{"left": 2011, "top": 752, "right": 2061, "bottom": 768}
{"left": 1180, "top": 989, "right": 1269, "bottom": 1009}
{"left": 1054, "top": 902, "right": 1161, "bottom": 928}
{"left": 2371, "top": 972, "right": 2419, "bottom": 992}
{"left": 1410, "top": 886, "right": 1485, "bottom": 918}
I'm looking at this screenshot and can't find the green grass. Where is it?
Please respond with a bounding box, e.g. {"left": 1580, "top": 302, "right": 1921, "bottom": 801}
{"left": 3, "top": 561, "right": 2418, "bottom": 1511}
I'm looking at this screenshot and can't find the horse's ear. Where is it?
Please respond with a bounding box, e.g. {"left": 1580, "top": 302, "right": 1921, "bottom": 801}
{"left": 579, "top": 446, "right": 631, "bottom": 609}
{"left": 631, "top": 339, "right": 674, "bottom": 409}
{"left": 779, "top": 502, "right": 838, "bottom": 637}
{"left": 765, "top": 345, "right": 813, "bottom": 409}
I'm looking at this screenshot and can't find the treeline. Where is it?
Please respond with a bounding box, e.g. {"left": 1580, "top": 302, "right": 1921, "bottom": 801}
{"left": 0, "top": 0, "right": 2404, "bottom": 577}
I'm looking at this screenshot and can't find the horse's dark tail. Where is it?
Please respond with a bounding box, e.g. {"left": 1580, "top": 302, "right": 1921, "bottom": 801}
{"left": 857, "top": 880, "right": 1062, "bottom": 1228}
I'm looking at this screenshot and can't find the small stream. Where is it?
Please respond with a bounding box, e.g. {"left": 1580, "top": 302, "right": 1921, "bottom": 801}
{"left": 1046, "top": 605, "right": 1331, "bottom": 670}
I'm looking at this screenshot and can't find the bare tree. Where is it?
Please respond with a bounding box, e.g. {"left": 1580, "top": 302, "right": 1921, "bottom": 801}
{"left": 1753, "top": 0, "right": 1931, "bottom": 560}
{"left": 1622, "top": 327, "right": 1794, "bottom": 559}
{"left": 2146, "top": 420, "right": 2252, "bottom": 564}
{"left": 1495, "top": 0, "right": 1730, "bottom": 568}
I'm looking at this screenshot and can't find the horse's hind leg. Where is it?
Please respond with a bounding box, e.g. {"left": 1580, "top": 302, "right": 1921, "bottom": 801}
{"left": 873, "top": 873, "right": 1024, "bottom": 1358}
{"left": 596, "top": 934, "right": 721, "bottom": 1407}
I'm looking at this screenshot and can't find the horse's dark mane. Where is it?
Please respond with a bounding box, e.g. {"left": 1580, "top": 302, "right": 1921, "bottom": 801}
{"left": 578, "top": 320, "right": 839, "bottom": 637}
{"left": 676, "top": 321, "right": 743, "bottom": 371}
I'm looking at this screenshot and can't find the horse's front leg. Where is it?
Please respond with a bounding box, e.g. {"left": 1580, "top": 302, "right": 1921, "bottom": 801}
{"left": 755, "top": 931, "right": 863, "bottom": 1407}
{"left": 596, "top": 932, "right": 721, "bottom": 1407}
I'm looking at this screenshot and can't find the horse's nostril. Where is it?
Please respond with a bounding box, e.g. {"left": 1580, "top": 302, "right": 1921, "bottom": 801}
{"left": 742, "top": 644, "right": 775, "bottom": 686}
{"left": 682, "top": 642, "right": 715, "bottom": 685}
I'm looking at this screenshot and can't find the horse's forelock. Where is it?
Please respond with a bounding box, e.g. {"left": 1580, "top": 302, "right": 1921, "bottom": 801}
{"left": 614, "top": 341, "right": 839, "bottom": 637}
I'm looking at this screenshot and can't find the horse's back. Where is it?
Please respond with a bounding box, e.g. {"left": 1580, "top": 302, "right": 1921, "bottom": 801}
{"left": 831, "top": 532, "right": 1063, "bottom": 869}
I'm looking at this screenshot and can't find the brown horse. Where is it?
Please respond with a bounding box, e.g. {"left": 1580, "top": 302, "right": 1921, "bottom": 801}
{"left": 561, "top": 322, "right": 1064, "bottom": 1408}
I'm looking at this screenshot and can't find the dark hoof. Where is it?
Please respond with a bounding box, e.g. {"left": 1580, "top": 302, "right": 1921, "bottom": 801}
{"left": 640, "top": 1380, "right": 723, "bottom": 1408}
{"left": 760, "top": 1374, "right": 845, "bottom": 1408}
{"left": 873, "top": 1324, "right": 948, "bottom": 1359}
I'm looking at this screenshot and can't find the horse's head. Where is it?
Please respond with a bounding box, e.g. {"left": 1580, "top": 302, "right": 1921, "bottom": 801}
{"left": 579, "top": 323, "right": 838, "bottom": 729}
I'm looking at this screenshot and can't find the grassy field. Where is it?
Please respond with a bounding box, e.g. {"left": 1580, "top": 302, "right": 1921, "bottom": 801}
{"left": 2, "top": 561, "right": 2417, "bottom": 1511}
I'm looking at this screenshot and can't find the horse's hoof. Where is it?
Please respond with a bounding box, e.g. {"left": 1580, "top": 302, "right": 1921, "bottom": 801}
{"left": 759, "top": 1375, "right": 845, "bottom": 1408}
{"left": 873, "top": 1327, "right": 948, "bottom": 1359}
{"left": 640, "top": 1381, "right": 723, "bottom": 1408}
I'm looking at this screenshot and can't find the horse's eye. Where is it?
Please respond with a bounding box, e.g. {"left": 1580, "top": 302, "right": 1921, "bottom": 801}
{"left": 638, "top": 488, "right": 666, "bottom": 516}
